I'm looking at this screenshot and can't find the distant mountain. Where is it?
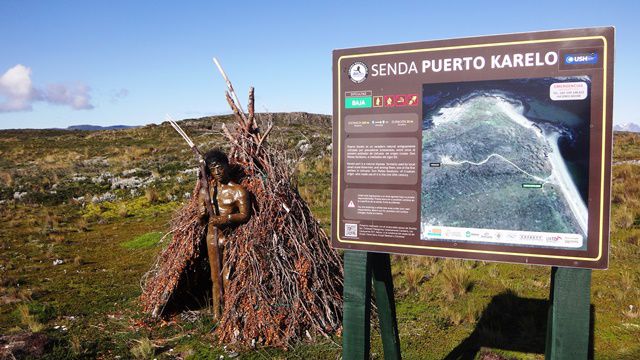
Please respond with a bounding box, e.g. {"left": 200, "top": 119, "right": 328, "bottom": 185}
{"left": 614, "top": 122, "right": 640, "bottom": 133}
{"left": 66, "top": 125, "right": 137, "bottom": 131}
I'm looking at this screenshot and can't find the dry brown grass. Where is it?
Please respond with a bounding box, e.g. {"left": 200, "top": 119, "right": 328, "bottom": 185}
{"left": 441, "top": 260, "right": 472, "bottom": 301}
{"left": 17, "top": 304, "right": 44, "bottom": 332}
{"left": 130, "top": 337, "right": 154, "bottom": 359}
{"left": 70, "top": 335, "right": 83, "bottom": 356}
{"left": 404, "top": 263, "right": 425, "bottom": 293}
{"left": 145, "top": 188, "right": 159, "bottom": 204}
{"left": 117, "top": 203, "right": 129, "bottom": 218}
{"left": 442, "top": 306, "right": 464, "bottom": 326}
{"left": 620, "top": 270, "right": 635, "bottom": 291}
{"left": 464, "top": 300, "right": 482, "bottom": 324}
{"left": 614, "top": 206, "right": 635, "bottom": 229}
{"left": 49, "top": 234, "right": 66, "bottom": 244}
{"left": 0, "top": 170, "right": 14, "bottom": 187}
{"left": 74, "top": 255, "right": 84, "bottom": 266}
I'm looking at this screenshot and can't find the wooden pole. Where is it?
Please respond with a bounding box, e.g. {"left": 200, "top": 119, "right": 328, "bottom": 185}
{"left": 545, "top": 266, "right": 592, "bottom": 360}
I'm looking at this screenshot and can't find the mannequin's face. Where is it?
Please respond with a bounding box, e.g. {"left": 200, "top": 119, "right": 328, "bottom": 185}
{"left": 208, "top": 162, "right": 226, "bottom": 182}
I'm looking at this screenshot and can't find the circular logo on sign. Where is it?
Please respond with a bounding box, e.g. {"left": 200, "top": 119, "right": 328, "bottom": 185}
{"left": 348, "top": 62, "right": 368, "bottom": 83}
{"left": 566, "top": 56, "right": 574, "bottom": 64}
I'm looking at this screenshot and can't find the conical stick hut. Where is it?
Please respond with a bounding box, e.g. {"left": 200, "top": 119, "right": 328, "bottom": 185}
{"left": 140, "top": 65, "right": 343, "bottom": 348}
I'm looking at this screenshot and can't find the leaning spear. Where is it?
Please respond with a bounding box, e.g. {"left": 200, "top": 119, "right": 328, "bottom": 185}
{"left": 166, "top": 115, "right": 224, "bottom": 320}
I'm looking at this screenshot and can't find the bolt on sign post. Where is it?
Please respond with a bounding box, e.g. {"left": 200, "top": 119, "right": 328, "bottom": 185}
{"left": 332, "top": 27, "right": 614, "bottom": 359}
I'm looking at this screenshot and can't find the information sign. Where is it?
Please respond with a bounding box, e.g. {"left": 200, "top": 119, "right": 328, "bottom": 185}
{"left": 331, "top": 27, "right": 614, "bottom": 269}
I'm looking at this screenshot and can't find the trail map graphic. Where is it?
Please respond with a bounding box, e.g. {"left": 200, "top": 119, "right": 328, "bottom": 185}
{"left": 421, "top": 77, "right": 591, "bottom": 249}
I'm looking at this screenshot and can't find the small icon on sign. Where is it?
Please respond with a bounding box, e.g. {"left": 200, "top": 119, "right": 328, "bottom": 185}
{"left": 395, "top": 95, "right": 407, "bottom": 106}
{"left": 384, "top": 95, "right": 395, "bottom": 107}
{"left": 407, "top": 94, "right": 418, "bottom": 106}
{"left": 348, "top": 200, "right": 356, "bottom": 208}
{"left": 373, "top": 96, "right": 383, "bottom": 107}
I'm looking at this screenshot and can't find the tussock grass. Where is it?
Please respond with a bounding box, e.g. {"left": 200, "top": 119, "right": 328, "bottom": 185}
{"left": 130, "top": 337, "right": 154, "bottom": 359}
{"left": 70, "top": 335, "right": 83, "bottom": 356}
{"left": 441, "top": 260, "right": 472, "bottom": 301}
{"left": 0, "top": 170, "right": 13, "bottom": 187}
{"left": 404, "top": 262, "right": 425, "bottom": 294}
{"left": 73, "top": 255, "right": 84, "bottom": 266}
{"left": 145, "top": 187, "right": 159, "bottom": 204}
{"left": 620, "top": 270, "right": 635, "bottom": 292}
{"left": 16, "top": 304, "right": 44, "bottom": 332}
{"left": 117, "top": 203, "right": 129, "bottom": 218}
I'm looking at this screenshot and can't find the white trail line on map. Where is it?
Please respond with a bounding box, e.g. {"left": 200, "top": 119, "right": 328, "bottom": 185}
{"left": 440, "top": 153, "right": 551, "bottom": 183}
{"left": 440, "top": 149, "right": 587, "bottom": 234}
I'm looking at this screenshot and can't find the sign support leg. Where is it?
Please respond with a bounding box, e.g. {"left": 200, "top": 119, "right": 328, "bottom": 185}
{"left": 545, "top": 266, "right": 592, "bottom": 360}
{"left": 343, "top": 250, "right": 372, "bottom": 360}
{"left": 343, "top": 251, "right": 402, "bottom": 359}
{"left": 371, "top": 252, "right": 402, "bottom": 360}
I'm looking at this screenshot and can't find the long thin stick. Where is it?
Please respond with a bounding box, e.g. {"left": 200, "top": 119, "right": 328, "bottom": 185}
{"left": 213, "top": 57, "right": 247, "bottom": 117}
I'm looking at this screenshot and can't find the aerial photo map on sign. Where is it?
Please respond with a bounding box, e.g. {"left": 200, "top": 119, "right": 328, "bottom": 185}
{"left": 332, "top": 27, "right": 614, "bottom": 268}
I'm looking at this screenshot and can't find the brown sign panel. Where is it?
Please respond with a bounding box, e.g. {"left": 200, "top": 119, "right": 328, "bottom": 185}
{"left": 331, "top": 27, "right": 614, "bottom": 269}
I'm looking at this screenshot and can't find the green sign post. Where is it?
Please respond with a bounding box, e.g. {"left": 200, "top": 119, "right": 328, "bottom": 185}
{"left": 546, "top": 267, "right": 592, "bottom": 359}
{"left": 343, "top": 251, "right": 401, "bottom": 359}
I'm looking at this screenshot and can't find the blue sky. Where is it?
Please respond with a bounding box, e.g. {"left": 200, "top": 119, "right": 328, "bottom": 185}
{"left": 0, "top": 1, "right": 638, "bottom": 129}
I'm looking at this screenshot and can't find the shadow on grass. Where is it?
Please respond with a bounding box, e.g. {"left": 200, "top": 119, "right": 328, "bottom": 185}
{"left": 444, "top": 290, "right": 594, "bottom": 360}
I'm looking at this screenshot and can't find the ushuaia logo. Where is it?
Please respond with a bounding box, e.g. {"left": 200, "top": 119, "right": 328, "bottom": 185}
{"left": 348, "top": 62, "right": 368, "bottom": 83}
{"left": 565, "top": 52, "right": 598, "bottom": 65}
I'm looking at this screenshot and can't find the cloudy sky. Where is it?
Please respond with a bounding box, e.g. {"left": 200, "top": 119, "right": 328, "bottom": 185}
{"left": 0, "top": 1, "right": 638, "bottom": 129}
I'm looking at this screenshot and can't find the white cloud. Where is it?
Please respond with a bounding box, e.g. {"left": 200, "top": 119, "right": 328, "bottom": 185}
{"left": 0, "top": 64, "right": 35, "bottom": 111}
{"left": 43, "top": 83, "right": 94, "bottom": 110}
{"left": 0, "top": 64, "right": 94, "bottom": 112}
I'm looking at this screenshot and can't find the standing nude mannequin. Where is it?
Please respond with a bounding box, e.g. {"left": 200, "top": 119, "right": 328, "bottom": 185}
{"left": 197, "top": 149, "right": 250, "bottom": 318}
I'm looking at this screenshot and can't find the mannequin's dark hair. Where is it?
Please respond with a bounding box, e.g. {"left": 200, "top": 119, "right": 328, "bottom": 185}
{"left": 204, "top": 149, "right": 229, "bottom": 167}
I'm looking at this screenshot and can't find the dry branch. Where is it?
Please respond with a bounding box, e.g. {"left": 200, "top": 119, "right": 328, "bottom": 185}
{"left": 140, "top": 68, "right": 343, "bottom": 348}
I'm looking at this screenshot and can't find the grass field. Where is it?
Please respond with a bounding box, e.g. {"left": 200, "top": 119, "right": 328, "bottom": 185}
{"left": 0, "top": 115, "right": 639, "bottom": 359}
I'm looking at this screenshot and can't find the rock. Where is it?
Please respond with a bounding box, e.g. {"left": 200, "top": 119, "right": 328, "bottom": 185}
{"left": 122, "top": 168, "right": 144, "bottom": 176}
{"left": 0, "top": 332, "right": 51, "bottom": 359}
{"left": 181, "top": 168, "right": 198, "bottom": 176}
{"left": 13, "top": 192, "right": 27, "bottom": 201}
{"left": 110, "top": 176, "right": 144, "bottom": 190}
{"left": 91, "top": 172, "right": 113, "bottom": 184}
{"left": 299, "top": 143, "right": 311, "bottom": 153}
{"left": 91, "top": 192, "right": 116, "bottom": 204}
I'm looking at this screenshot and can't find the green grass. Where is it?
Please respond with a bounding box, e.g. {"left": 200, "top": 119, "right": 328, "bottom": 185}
{"left": 121, "top": 231, "right": 165, "bottom": 249}
{"left": 0, "top": 117, "right": 639, "bottom": 359}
